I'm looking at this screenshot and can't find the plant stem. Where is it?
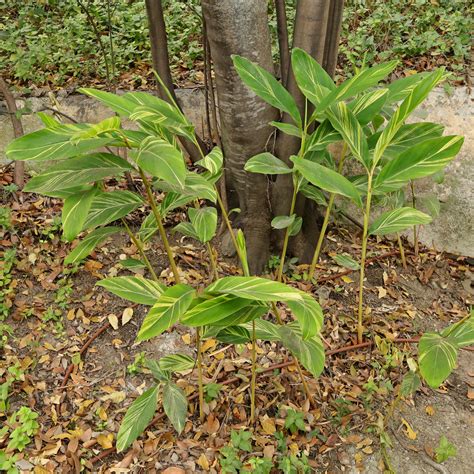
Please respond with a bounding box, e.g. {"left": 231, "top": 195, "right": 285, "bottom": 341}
{"left": 357, "top": 174, "right": 373, "bottom": 344}
{"left": 196, "top": 327, "right": 205, "bottom": 422}
{"left": 397, "top": 233, "right": 407, "bottom": 269}
{"left": 308, "top": 144, "right": 347, "bottom": 281}
{"left": 410, "top": 181, "right": 419, "bottom": 257}
{"left": 277, "top": 184, "right": 298, "bottom": 282}
{"left": 139, "top": 169, "right": 181, "bottom": 284}
{"left": 250, "top": 319, "right": 257, "bottom": 424}
{"left": 121, "top": 218, "right": 159, "bottom": 282}
{"left": 206, "top": 242, "right": 218, "bottom": 281}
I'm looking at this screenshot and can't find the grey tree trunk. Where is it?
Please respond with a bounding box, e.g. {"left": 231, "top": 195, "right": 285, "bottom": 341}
{"left": 201, "top": 0, "right": 279, "bottom": 273}
{"left": 323, "top": 0, "right": 344, "bottom": 77}
{"left": 272, "top": 0, "right": 330, "bottom": 262}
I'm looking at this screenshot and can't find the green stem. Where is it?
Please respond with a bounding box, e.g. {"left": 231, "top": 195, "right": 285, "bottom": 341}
{"left": 397, "top": 233, "right": 407, "bottom": 269}
{"left": 196, "top": 327, "right": 205, "bottom": 422}
{"left": 206, "top": 241, "right": 218, "bottom": 281}
{"left": 277, "top": 184, "right": 298, "bottom": 282}
{"left": 410, "top": 181, "right": 419, "bottom": 257}
{"left": 139, "top": 169, "right": 181, "bottom": 284}
{"left": 357, "top": 173, "right": 373, "bottom": 344}
{"left": 307, "top": 144, "right": 347, "bottom": 281}
{"left": 121, "top": 218, "right": 159, "bottom": 282}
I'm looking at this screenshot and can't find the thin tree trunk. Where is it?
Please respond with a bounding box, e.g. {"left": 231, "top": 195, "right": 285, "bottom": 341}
{"left": 145, "top": 0, "right": 208, "bottom": 162}
{"left": 323, "top": 0, "right": 344, "bottom": 78}
{"left": 272, "top": 0, "right": 331, "bottom": 262}
{"left": 202, "top": 0, "right": 278, "bottom": 273}
{"left": 275, "top": 0, "right": 290, "bottom": 87}
{"left": 0, "top": 78, "right": 25, "bottom": 188}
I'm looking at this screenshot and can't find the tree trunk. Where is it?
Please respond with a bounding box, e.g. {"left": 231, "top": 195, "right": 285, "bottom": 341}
{"left": 145, "top": 0, "right": 207, "bottom": 162}
{"left": 202, "top": 0, "right": 278, "bottom": 273}
{"left": 0, "top": 77, "right": 25, "bottom": 188}
{"left": 272, "top": 0, "right": 330, "bottom": 263}
{"left": 323, "top": 0, "right": 344, "bottom": 78}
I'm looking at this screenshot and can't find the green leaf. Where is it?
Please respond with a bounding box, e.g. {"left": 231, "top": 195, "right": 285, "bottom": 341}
{"left": 291, "top": 48, "right": 334, "bottom": 106}
{"left": 6, "top": 128, "right": 113, "bottom": 162}
{"left": 216, "top": 326, "right": 251, "bottom": 344}
{"left": 348, "top": 89, "right": 388, "bottom": 125}
{"left": 119, "top": 258, "right": 146, "bottom": 271}
{"left": 116, "top": 385, "right": 158, "bottom": 452}
{"left": 369, "top": 207, "right": 432, "bottom": 236}
{"left": 385, "top": 73, "right": 428, "bottom": 104}
{"left": 288, "top": 216, "right": 303, "bottom": 236}
{"left": 418, "top": 332, "right": 458, "bottom": 388}
{"left": 324, "top": 101, "right": 371, "bottom": 169}
{"left": 236, "top": 230, "right": 250, "bottom": 277}
{"left": 96, "top": 276, "right": 165, "bottom": 305}
{"left": 134, "top": 136, "right": 186, "bottom": 188}
{"left": 232, "top": 55, "right": 301, "bottom": 125}
{"left": 173, "top": 221, "right": 199, "bottom": 240}
{"left": 182, "top": 295, "right": 252, "bottom": 327}
{"left": 83, "top": 191, "right": 143, "bottom": 230}
{"left": 80, "top": 88, "right": 138, "bottom": 117}
{"left": 137, "top": 285, "right": 195, "bottom": 341}
{"left": 317, "top": 61, "right": 398, "bottom": 113}
{"left": 24, "top": 153, "right": 133, "bottom": 193}
{"left": 162, "top": 382, "right": 187, "bottom": 434}
{"left": 154, "top": 173, "right": 217, "bottom": 203}
{"left": 196, "top": 146, "right": 223, "bottom": 175}
{"left": 305, "top": 120, "right": 341, "bottom": 153}
{"left": 442, "top": 313, "right": 474, "bottom": 347}
{"left": 146, "top": 359, "right": 171, "bottom": 382}
{"left": 286, "top": 293, "right": 323, "bottom": 339}
{"left": 435, "top": 436, "right": 457, "bottom": 463}
{"left": 278, "top": 327, "right": 325, "bottom": 377}
{"left": 419, "top": 195, "right": 441, "bottom": 218}
{"left": 300, "top": 184, "right": 327, "bottom": 206}
{"left": 246, "top": 319, "right": 281, "bottom": 341}
{"left": 214, "top": 303, "right": 268, "bottom": 328}
{"left": 400, "top": 371, "right": 421, "bottom": 397}
{"left": 271, "top": 215, "right": 295, "bottom": 230}
{"left": 292, "top": 156, "right": 363, "bottom": 207}
{"left": 188, "top": 207, "right": 217, "bottom": 243}
{"left": 244, "top": 153, "right": 292, "bottom": 175}
{"left": 206, "top": 276, "right": 304, "bottom": 302}
{"left": 159, "top": 354, "right": 195, "bottom": 372}
{"left": 373, "top": 69, "right": 445, "bottom": 165}
{"left": 64, "top": 226, "right": 120, "bottom": 265}
{"left": 331, "top": 254, "right": 360, "bottom": 270}
{"left": 62, "top": 188, "right": 97, "bottom": 242}
{"left": 374, "top": 135, "right": 463, "bottom": 192}
{"left": 270, "top": 121, "right": 302, "bottom": 137}
{"left": 158, "top": 193, "right": 195, "bottom": 217}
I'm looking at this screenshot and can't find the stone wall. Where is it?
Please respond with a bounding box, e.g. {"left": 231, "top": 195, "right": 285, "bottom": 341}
{"left": 1, "top": 86, "right": 472, "bottom": 257}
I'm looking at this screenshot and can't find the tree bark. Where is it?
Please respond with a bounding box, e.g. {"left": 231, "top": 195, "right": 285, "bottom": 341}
{"left": 275, "top": 0, "right": 290, "bottom": 87}
{"left": 272, "top": 0, "right": 330, "bottom": 263}
{"left": 0, "top": 77, "right": 25, "bottom": 188}
{"left": 145, "top": 0, "right": 207, "bottom": 162}
{"left": 202, "top": 0, "right": 278, "bottom": 273}
{"left": 323, "top": 0, "right": 344, "bottom": 78}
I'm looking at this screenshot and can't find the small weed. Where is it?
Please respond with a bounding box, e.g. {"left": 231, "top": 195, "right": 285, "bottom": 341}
{"left": 231, "top": 429, "right": 252, "bottom": 452}
{"left": 435, "top": 435, "right": 457, "bottom": 463}
{"left": 284, "top": 408, "right": 306, "bottom": 434}
{"left": 204, "top": 382, "right": 222, "bottom": 402}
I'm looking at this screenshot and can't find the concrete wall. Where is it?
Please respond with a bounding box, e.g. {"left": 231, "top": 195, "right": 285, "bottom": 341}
{"left": 1, "top": 86, "right": 472, "bottom": 257}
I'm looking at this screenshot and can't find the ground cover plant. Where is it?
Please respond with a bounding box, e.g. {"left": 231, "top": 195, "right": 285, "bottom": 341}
{"left": 1, "top": 0, "right": 472, "bottom": 89}
{"left": 2, "top": 45, "right": 473, "bottom": 472}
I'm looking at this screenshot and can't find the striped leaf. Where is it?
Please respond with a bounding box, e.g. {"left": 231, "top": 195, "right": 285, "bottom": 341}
{"left": 216, "top": 326, "right": 251, "bottom": 344}
{"left": 317, "top": 60, "right": 398, "bottom": 113}
{"left": 348, "top": 89, "right": 388, "bottom": 125}
{"left": 232, "top": 55, "right": 301, "bottom": 126}
{"left": 368, "top": 122, "right": 445, "bottom": 160}
{"left": 64, "top": 226, "right": 120, "bottom": 265}
{"left": 279, "top": 326, "right": 325, "bottom": 377}
{"left": 300, "top": 184, "right": 327, "bottom": 206}
{"left": 80, "top": 88, "right": 138, "bottom": 116}
{"left": 62, "top": 188, "right": 97, "bottom": 242}
{"left": 271, "top": 215, "right": 295, "bottom": 230}
{"left": 137, "top": 284, "right": 195, "bottom": 341}
{"left": 291, "top": 47, "right": 335, "bottom": 106}
{"left": 214, "top": 303, "right": 268, "bottom": 328}
{"left": 154, "top": 173, "right": 217, "bottom": 203}
{"left": 386, "top": 73, "right": 429, "bottom": 104}
{"left": 6, "top": 128, "right": 113, "bottom": 162}
{"left": 173, "top": 222, "right": 199, "bottom": 240}
{"left": 373, "top": 69, "right": 445, "bottom": 165}
{"left": 419, "top": 333, "right": 458, "bottom": 388}
{"left": 246, "top": 319, "right": 281, "bottom": 341}
{"left": 442, "top": 312, "right": 474, "bottom": 348}
{"left": 196, "top": 146, "right": 223, "bottom": 175}
{"left": 292, "top": 156, "right": 363, "bottom": 207}
{"left": 159, "top": 354, "right": 195, "bottom": 372}
{"left": 181, "top": 295, "right": 252, "bottom": 327}
{"left": 117, "top": 385, "right": 158, "bottom": 452}
{"left": 236, "top": 230, "right": 250, "bottom": 278}
{"left": 188, "top": 206, "right": 217, "bottom": 243}
{"left": 325, "top": 101, "right": 371, "bottom": 169}
{"left": 369, "top": 207, "right": 432, "bottom": 236}
{"left": 83, "top": 190, "right": 143, "bottom": 230}
{"left": 162, "top": 382, "right": 187, "bottom": 434}
{"left": 134, "top": 136, "right": 186, "bottom": 188}
{"left": 286, "top": 293, "right": 323, "bottom": 339}
{"left": 24, "top": 153, "right": 133, "bottom": 193}
{"left": 305, "top": 120, "right": 341, "bottom": 153}
{"left": 270, "top": 121, "right": 302, "bottom": 137}
{"left": 244, "top": 153, "right": 292, "bottom": 175}
{"left": 97, "top": 276, "right": 165, "bottom": 305}
{"left": 206, "top": 276, "right": 304, "bottom": 302}
{"left": 375, "top": 135, "right": 464, "bottom": 192}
